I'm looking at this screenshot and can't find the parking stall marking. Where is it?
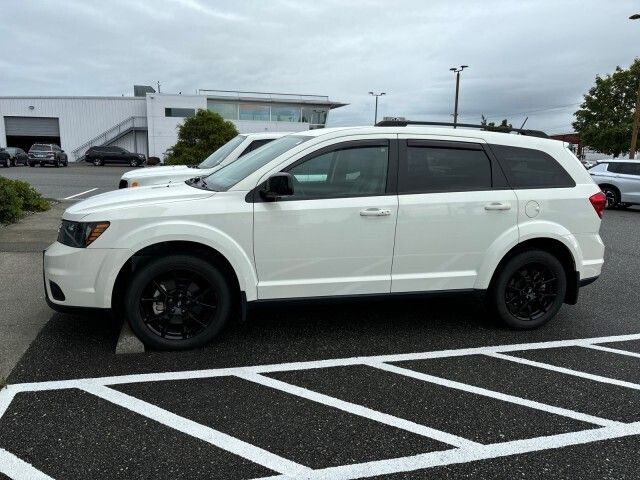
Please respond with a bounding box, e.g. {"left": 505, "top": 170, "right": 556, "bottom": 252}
{"left": 62, "top": 187, "right": 98, "bottom": 200}
{"left": 2, "top": 332, "right": 640, "bottom": 479}
{"left": 581, "top": 343, "right": 640, "bottom": 359}
{"left": 0, "top": 448, "right": 54, "bottom": 480}
{"left": 365, "top": 362, "right": 619, "bottom": 427}
{"left": 486, "top": 352, "right": 640, "bottom": 390}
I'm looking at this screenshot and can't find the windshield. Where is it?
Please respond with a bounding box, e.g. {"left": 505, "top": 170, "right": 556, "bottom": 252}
{"left": 198, "top": 135, "right": 246, "bottom": 169}
{"left": 198, "top": 135, "right": 310, "bottom": 191}
{"left": 30, "top": 144, "right": 52, "bottom": 151}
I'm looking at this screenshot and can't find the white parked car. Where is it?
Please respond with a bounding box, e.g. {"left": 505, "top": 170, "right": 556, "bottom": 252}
{"left": 118, "top": 132, "right": 289, "bottom": 188}
{"left": 44, "top": 122, "right": 606, "bottom": 350}
{"left": 587, "top": 160, "right": 640, "bottom": 208}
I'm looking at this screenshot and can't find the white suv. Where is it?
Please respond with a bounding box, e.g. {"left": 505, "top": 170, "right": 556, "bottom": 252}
{"left": 118, "top": 132, "right": 289, "bottom": 188}
{"left": 44, "top": 123, "right": 606, "bottom": 350}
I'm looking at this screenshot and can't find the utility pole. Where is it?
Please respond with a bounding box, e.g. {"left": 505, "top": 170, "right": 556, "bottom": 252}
{"left": 157, "top": 81, "right": 161, "bottom": 93}
{"left": 368, "top": 91, "right": 386, "bottom": 125}
{"left": 629, "top": 14, "right": 640, "bottom": 158}
{"left": 449, "top": 65, "right": 468, "bottom": 128}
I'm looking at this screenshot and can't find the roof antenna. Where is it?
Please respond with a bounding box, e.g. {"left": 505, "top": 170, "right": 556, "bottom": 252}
{"left": 520, "top": 116, "right": 529, "bottom": 129}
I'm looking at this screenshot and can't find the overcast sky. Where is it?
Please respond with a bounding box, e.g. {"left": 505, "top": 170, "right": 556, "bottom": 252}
{"left": 1, "top": 0, "right": 638, "bottom": 133}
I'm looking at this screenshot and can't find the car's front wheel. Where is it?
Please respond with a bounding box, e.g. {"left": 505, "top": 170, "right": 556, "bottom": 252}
{"left": 129, "top": 158, "right": 139, "bottom": 167}
{"left": 488, "top": 250, "right": 566, "bottom": 329}
{"left": 93, "top": 158, "right": 103, "bottom": 166}
{"left": 124, "top": 255, "right": 233, "bottom": 350}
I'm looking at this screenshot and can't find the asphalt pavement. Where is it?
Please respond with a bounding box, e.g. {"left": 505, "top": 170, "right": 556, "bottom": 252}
{"left": 0, "top": 205, "right": 639, "bottom": 479}
{"left": 0, "top": 162, "right": 133, "bottom": 200}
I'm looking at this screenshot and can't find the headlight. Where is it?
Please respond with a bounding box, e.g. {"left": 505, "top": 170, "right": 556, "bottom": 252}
{"left": 58, "top": 220, "right": 110, "bottom": 248}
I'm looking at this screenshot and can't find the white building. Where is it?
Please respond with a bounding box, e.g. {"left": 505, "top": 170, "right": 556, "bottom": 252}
{"left": 0, "top": 88, "right": 346, "bottom": 161}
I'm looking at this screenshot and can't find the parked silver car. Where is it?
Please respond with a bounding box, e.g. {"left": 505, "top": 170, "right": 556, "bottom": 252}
{"left": 588, "top": 160, "right": 640, "bottom": 208}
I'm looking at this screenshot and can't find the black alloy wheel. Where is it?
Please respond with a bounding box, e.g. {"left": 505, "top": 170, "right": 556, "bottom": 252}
{"left": 504, "top": 263, "right": 558, "bottom": 322}
{"left": 489, "top": 250, "right": 566, "bottom": 329}
{"left": 130, "top": 158, "right": 139, "bottom": 167}
{"left": 125, "top": 255, "right": 232, "bottom": 350}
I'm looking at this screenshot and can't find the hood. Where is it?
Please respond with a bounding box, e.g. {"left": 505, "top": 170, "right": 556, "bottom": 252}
{"left": 121, "top": 164, "right": 193, "bottom": 180}
{"left": 64, "top": 182, "right": 214, "bottom": 220}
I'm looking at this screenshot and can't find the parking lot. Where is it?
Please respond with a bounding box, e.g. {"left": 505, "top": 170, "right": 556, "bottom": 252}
{"left": 0, "top": 163, "right": 134, "bottom": 201}
{"left": 0, "top": 177, "right": 639, "bottom": 479}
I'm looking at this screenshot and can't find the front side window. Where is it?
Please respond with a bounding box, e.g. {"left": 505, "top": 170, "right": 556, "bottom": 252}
{"left": 286, "top": 144, "right": 389, "bottom": 199}
{"left": 491, "top": 145, "right": 575, "bottom": 189}
{"left": 616, "top": 162, "right": 640, "bottom": 176}
{"left": 399, "top": 146, "right": 492, "bottom": 193}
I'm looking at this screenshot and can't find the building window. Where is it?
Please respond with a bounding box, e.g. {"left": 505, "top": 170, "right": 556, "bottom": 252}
{"left": 301, "top": 107, "right": 328, "bottom": 125}
{"left": 239, "top": 104, "right": 270, "bottom": 121}
{"left": 207, "top": 101, "right": 238, "bottom": 120}
{"left": 164, "top": 108, "right": 195, "bottom": 117}
{"left": 271, "top": 105, "right": 301, "bottom": 122}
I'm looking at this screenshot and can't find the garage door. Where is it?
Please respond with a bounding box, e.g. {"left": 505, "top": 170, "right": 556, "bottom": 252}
{"left": 4, "top": 116, "right": 60, "bottom": 136}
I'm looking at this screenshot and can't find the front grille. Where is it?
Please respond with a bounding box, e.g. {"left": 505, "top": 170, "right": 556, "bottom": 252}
{"left": 119, "top": 179, "right": 128, "bottom": 189}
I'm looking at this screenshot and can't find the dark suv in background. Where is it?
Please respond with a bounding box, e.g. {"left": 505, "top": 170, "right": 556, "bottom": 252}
{"left": 28, "top": 144, "right": 68, "bottom": 167}
{"left": 1, "top": 147, "right": 29, "bottom": 166}
{"left": 85, "top": 146, "right": 146, "bottom": 166}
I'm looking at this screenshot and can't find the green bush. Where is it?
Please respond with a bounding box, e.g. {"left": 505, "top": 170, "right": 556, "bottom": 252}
{"left": 164, "top": 109, "right": 239, "bottom": 166}
{"left": 11, "top": 179, "right": 50, "bottom": 212}
{"left": 0, "top": 177, "right": 49, "bottom": 224}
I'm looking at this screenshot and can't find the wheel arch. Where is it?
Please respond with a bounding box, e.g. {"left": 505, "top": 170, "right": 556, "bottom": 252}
{"left": 486, "top": 237, "right": 579, "bottom": 305}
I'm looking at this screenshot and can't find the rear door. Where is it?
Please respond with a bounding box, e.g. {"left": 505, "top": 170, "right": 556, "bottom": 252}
{"left": 614, "top": 162, "right": 640, "bottom": 203}
{"left": 391, "top": 137, "right": 518, "bottom": 292}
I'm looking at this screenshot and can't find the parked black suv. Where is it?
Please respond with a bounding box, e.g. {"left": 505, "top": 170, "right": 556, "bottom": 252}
{"left": 28, "top": 144, "right": 68, "bottom": 167}
{"left": 85, "top": 146, "right": 146, "bottom": 166}
{"left": 0, "top": 148, "right": 10, "bottom": 167}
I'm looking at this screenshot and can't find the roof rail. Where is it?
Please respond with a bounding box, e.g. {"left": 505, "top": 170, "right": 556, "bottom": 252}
{"left": 374, "top": 120, "right": 549, "bottom": 138}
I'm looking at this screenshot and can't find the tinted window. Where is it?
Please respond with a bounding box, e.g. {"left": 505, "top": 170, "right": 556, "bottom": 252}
{"left": 607, "top": 163, "right": 622, "bottom": 173}
{"left": 400, "top": 146, "right": 491, "bottom": 193}
{"left": 241, "top": 139, "right": 273, "bottom": 156}
{"left": 492, "top": 145, "right": 575, "bottom": 188}
{"left": 198, "top": 135, "right": 246, "bottom": 169}
{"left": 165, "top": 108, "right": 195, "bottom": 117}
{"left": 287, "top": 144, "right": 389, "bottom": 199}
{"left": 30, "top": 144, "right": 52, "bottom": 151}
{"left": 616, "top": 162, "right": 640, "bottom": 176}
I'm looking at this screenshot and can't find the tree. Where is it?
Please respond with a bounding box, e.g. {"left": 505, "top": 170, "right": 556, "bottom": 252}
{"left": 164, "top": 109, "right": 238, "bottom": 165}
{"left": 573, "top": 58, "right": 640, "bottom": 157}
{"left": 480, "top": 115, "right": 512, "bottom": 132}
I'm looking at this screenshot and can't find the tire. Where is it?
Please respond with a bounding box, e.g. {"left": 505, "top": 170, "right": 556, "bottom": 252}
{"left": 93, "top": 158, "right": 103, "bottom": 166}
{"left": 124, "top": 254, "right": 233, "bottom": 350}
{"left": 600, "top": 185, "right": 620, "bottom": 209}
{"left": 488, "top": 250, "right": 566, "bottom": 329}
{"left": 55, "top": 159, "right": 61, "bottom": 168}
{"left": 129, "top": 158, "right": 139, "bottom": 167}
{"left": 28, "top": 162, "right": 34, "bottom": 167}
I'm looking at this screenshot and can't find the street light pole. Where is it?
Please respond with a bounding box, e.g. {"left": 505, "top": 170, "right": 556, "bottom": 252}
{"left": 449, "top": 65, "right": 468, "bottom": 128}
{"left": 629, "top": 14, "right": 640, "bottom": 158}
{"left": 368, "top": 91, "right": 386, "bottom": 125}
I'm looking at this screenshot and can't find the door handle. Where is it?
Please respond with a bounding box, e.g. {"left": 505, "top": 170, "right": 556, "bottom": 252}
{"left": 360, "top": 208, "right": 391, "bottom": 217}
{"left": 484, "top": 202, "right": 511, "bottom": 211}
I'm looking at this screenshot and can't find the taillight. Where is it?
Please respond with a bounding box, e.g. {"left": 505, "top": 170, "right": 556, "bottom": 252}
{"left": 589, "top": 192, "right": 606, "bottom": 219}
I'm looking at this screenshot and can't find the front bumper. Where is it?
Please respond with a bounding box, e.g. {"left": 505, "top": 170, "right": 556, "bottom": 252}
{"left": 43, "top": 241, "right": 132, "bottom": 310}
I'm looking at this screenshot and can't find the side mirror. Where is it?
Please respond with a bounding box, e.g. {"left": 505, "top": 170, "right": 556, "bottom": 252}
{"left": 260, "top": 172, "right": 294, "bottom": 201}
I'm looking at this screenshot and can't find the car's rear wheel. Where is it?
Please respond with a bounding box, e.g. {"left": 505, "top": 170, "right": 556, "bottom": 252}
{"left": 28, "top": 162, "right": 35, "bottom": 167}
{"left": 488, "top": 250, "right": 566, "bottom": 329}
{"left": 93, "top": 158, "right": 103, "bottom": 166}
{"left": 600, "top": 185, "right": 620, "bottom": 209}
{"left": 129, "top": 158, "right": 139, "bottom": 167}
{"left": 125, "top": 255, "right": 232, "bottom": 350}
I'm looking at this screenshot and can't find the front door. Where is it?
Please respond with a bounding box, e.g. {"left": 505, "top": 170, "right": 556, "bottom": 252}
{"left": 391, "top": 137, "right": 518, "bottom": 292}
{"left": 253, "top": 139, "right": 398, "bottom": 299}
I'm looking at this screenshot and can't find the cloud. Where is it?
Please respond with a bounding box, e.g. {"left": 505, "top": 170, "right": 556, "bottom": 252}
{"left": 1, "top": 0, "right": 638, "bottom": 134}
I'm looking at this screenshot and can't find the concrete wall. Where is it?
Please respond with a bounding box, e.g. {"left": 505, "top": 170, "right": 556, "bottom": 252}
{"left": 0, "top": 97, "right": 146, "bottom": 157}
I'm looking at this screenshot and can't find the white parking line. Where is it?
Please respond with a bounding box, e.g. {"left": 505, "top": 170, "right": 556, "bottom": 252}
{"left": 366, "top": 362, "right": 619, "bottom": 427}
{"left": 256, "top": 423, "right": 640, "bottom": 480}
{"left": 82, "top": 384, "right": 311, "bottom": 477}
{"left": 63, "top": 187, "right": 97, "bottom": 200}
{"left": 0, "top": 448, "right": 54, "bottom": 480}
{"left": 487, "top": 352, "right": 640, "bottom": 390}
{"left": 236, "top": 372, "right": 480, "bottom": 449}
{"left": 582, "top": 344, "right": 640, "bottom": 359}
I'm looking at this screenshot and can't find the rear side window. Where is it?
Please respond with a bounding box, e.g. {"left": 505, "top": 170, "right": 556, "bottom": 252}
{"left": 613, "top": 162, "right": 640, "bottom": 176}
{"left": 491, "top": 145, "right": 575, "bottom": 189}
{"left": 399, "top": 146, "right": 492, "bottom": 193}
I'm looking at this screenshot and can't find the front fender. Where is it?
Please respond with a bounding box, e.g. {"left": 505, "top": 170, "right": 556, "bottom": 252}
{"left": 102, "top": 220, "right": 258, "bottom": 305}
